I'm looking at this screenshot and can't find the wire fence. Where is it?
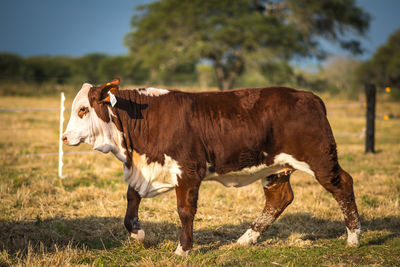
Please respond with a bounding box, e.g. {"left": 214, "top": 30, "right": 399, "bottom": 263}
{"left": 0, "top": 108, "right": 69, "bottom": 111}
{"left": 24, "top": 151, "right": 95, "bottom": 157}
{"left": 0, "top": 93, "right": 93, "bottom": 178}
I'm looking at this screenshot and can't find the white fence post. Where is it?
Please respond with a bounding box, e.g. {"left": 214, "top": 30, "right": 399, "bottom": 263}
{"left": 58, "top": 92, "right": 65, "bottom": 178}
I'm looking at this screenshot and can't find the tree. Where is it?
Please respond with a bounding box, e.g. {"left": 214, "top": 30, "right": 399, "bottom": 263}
{"left": 24, "top": 56, "right": 73, "bottom": 84}
{"left": 320, "top": 56, "right": 361, "bottom": 97}
{"left": 125, "top": 0, "right": 370, "bottom": 90}
{"left": 74, "top": 53, "right": 108, "bottom": 84}
{"left": 357, "top": 29, "right": 400, "bottom": 92}
{"left": 98, "top": 55, "right": 150, "bottom": 84}
{"left": 98, "top": 56, "right": 131, "bottom": 82}
{"left": 0, "top": 53, "right": 26, "bottom": 81}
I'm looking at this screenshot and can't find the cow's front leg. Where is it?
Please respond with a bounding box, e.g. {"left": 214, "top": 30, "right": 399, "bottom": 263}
{"left": 124, "top": 185, "right": 144, "bottom": 243}
{"left": 237, "top": 173, "right": 293, "bottom": 245}
{"left": 174, "top": 176, "right": 200, "bottom": 256}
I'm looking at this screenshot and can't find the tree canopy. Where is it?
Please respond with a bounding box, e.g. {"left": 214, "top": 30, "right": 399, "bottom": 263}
{"left": 125, "top": 0, "right": 370, "bottom": 90}
{"left": 357, "top": 29, "right": 400, "bottom": 91}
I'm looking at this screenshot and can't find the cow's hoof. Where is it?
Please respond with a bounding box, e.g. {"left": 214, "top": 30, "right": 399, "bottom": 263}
{"left": 346, "top": 227, "right": 361, "bottom": 248}
{"left": 130, "top": 229, "right": 145, "bottom": 244}
{"left": 237, "top": 229, "right": 260, "bottom": 246}
{"left": 174, "top": 243, "right": 190, "bottom": 257}
{"left": 346, "top": 242, "right": 360, "bottom": 248}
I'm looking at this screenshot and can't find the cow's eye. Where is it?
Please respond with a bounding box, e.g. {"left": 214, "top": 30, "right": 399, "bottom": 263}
{"left": 78, "top": 106, "right": 89, "bottom": 118}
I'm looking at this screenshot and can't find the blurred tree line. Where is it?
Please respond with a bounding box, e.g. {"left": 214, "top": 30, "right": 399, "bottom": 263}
{"left": 0, "top": 53, "right": 150, "bottom": 86}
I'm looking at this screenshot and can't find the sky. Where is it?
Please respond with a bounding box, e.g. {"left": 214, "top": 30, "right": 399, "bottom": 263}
{"left": 0, "top": 0, "right": 399, "bottom": 63}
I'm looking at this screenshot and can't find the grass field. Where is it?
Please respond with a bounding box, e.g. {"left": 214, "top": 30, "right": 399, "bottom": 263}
{"left": 0, "top": 91, "right": 399, "bottom": 266}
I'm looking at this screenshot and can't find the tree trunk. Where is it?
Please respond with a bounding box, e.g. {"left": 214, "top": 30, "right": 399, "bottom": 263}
{"left": 213, "top": 60, "right": 241, "bottom": 91}
{"left": 214, "top": 63, "right": 225, "bottom": 91}
{"left": 365, "top": 83, "right": 376, "bottom": 153}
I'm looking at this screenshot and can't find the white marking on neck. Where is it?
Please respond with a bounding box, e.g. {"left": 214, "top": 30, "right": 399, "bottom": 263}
{"left": 274, "top": 153, "right": 315, "bottom": 177}
{"left": 91, "top": 106, "right": 127, "bottom": 163}
{"left": 136, "top": 87, "right": 170, "bottom": 97}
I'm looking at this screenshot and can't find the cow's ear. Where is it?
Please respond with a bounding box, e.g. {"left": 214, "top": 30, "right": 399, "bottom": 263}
{"left": 100, "top": 78, "right": 120, "bottom": 104}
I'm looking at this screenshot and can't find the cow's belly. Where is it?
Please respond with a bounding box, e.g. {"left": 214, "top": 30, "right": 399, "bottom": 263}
{"left": 204, "top": 163, "right": 290, "bottom": 188}
{"left": 124, "top": 152, "right": 313, "bottom": 197}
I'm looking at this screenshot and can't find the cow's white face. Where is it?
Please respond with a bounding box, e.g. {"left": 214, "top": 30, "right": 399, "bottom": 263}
{"left": 62, "top": 82, "right": 125, "bottom": 159}
{"left": 63, "top": 83, "right": 93, "bottom": 146}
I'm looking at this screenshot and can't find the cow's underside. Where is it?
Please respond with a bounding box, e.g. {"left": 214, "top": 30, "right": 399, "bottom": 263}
{"left": 63, "top": 79, "right": 361, "bottom": 256}
{"left": 204, "top": 161, "right": 293, "bottom": 188}
{"left": 123, "top": 151, "right": 298, "bottom": 197}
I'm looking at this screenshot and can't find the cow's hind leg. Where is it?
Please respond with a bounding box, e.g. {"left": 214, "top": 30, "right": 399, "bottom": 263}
{"left": 316, "top": 167, "right": 361, "bottom": 247}
{"left": 237, "top": 172, "right": 293, "bottom": 245}
{"left": 124, "top": 185, "right": 145, "bottom": 243}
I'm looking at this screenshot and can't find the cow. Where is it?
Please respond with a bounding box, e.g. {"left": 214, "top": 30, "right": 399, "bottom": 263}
{"left": 62, "top": 78, "right": 361, "bottom": 256}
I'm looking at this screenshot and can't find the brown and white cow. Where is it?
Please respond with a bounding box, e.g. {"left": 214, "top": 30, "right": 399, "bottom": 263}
{"left": 62, "top": 78, "right": 361, "bottom": 256}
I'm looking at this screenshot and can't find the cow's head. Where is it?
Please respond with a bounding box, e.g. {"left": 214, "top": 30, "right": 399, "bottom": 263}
{"left": 62, "top": 78, "right": 121, "bottom": 153}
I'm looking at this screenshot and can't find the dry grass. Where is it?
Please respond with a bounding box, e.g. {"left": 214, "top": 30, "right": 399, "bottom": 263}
{"left": 0, "top": 92, "right": 399, "bottom": 266}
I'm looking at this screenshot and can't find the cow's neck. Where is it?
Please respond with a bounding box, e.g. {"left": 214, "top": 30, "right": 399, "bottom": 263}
{"left": 90, "top": 104, "right": 128, "bottom": 162}
{"left": 110, "top": 89, "right": 179, "bottom": 198}
{"left": 112, "top": 90, "right": 156, "bottom": 166}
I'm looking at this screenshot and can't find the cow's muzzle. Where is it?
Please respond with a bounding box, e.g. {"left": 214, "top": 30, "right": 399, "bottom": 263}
{"left": 62, "top": 134, "right": 69, "bottom": 145}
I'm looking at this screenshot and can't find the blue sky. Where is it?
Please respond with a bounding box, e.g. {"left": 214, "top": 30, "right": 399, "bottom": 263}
{"left": 0, "top": 0, "right": 399, "bottom": 62}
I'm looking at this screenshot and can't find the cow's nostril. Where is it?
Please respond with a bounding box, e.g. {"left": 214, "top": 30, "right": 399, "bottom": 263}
{"left": 62, "top": 135, "right": 68, "bottom": 144}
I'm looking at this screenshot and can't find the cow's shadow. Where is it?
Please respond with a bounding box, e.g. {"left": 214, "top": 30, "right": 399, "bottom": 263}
{"left": 1, "top": 212, "right": 399, "bottom": 255}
